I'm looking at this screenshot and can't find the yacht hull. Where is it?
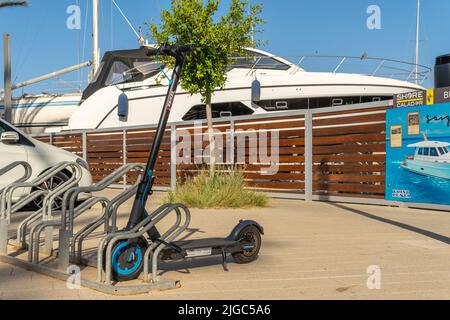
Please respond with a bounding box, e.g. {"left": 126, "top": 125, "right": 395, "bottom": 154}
{"left": 401, "top": 159, "right": 450, "bottom": 180}
{"left": 0, "top": 94, "right": 81, "bottom": 134}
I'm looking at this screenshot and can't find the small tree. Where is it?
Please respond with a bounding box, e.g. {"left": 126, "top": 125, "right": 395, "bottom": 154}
{"left": 149, "top": 0, "right": 264, "bottom": 175}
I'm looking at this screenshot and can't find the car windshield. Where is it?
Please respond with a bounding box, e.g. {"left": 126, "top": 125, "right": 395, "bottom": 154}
{"left": 0, "top": 121, "right": 6, "bottom": 135}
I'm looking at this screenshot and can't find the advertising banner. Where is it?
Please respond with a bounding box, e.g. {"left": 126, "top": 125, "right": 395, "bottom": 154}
{"left": 386, "top": 103, "right": 450, "bottom": 205}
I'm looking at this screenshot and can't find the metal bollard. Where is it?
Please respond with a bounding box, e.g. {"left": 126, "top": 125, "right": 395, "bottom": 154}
{"left": 43, "top": 216, "right": 54, "bottom": 256}
{"left": 58, "top": 229, "right": 71, "bottom": 271}
{"left": 0, "top": 218, "right": 8, "bottom": 255}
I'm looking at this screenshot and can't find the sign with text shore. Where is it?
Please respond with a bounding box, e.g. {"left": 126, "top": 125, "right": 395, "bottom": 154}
{"left": 394, "top": 87, "right": 450, "bottom": 107}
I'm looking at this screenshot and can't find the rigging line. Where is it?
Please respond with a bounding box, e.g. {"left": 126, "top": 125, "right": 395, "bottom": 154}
{"left": 77, "top": 0, "right": 81, "bottom": 85}
{"left": 100, "top": 0, "right": 107, "bottom": 51}
{"left": 111, "top": 0, "right": 140, "bottom": 39}
{"left": 81, "top": 0, "right": 89, "bottom": 83}
{"left": 110, "top": 0, "right": 113, "bottom": 49}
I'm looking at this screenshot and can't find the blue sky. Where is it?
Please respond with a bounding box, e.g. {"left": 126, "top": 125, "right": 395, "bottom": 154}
{"left": 0, "top": 0, "right": 449, "bottom": 93}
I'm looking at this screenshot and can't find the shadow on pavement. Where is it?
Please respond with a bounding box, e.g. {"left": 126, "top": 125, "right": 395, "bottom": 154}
{"left": 329, "top": 203, "right": 450, "bottom": 245}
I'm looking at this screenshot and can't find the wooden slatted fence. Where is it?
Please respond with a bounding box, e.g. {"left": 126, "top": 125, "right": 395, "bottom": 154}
{"left": 33, "top": 101, "right": 391, "bottom": 200}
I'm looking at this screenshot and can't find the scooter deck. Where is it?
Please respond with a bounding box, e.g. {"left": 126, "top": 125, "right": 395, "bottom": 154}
{"left": 161, "top": 238, "right": 240, "bottom": 260}
{"left": 172, "top": 238, "right": 237, "bottom": 249}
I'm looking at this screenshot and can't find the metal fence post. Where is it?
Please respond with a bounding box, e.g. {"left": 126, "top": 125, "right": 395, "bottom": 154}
{"left": 228, "top": 120, "right": 235, "bottom": 165}
{"left": 304, "top": 111, "right": 313, "bottom": 201}
{"left": 82, "top": 131, "right": 87, "bottom": 161}
{"left": 123, "top": 129, "right": 127, "bottom": 187}
{"left": 170, "top": 124, "right": 177, "bottom": 190}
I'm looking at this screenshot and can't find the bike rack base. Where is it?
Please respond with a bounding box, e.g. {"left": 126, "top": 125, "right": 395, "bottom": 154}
{"left": 0, "top": 254, "right": 180, "bottom": 296}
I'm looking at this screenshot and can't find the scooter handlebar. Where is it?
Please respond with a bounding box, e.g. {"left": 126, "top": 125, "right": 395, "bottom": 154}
{"left": 157, "top": 44, "right": 195, "bottom": 57}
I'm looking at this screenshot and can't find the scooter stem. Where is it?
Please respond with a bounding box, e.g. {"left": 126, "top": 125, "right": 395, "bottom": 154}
{"left": 125, "top": 45, "right": 192, "bottom": 232}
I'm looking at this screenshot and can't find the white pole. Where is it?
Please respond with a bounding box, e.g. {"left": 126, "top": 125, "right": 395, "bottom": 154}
{"left": 91, "top": 0, "right": 100, "bottom": 80}
{"left": 415, "top": 0, "right": 420, "bottom": 84}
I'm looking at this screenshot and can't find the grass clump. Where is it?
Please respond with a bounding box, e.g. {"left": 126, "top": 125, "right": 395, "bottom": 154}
{"left": 164, "top": 169, "right": 269, "bottom": 209}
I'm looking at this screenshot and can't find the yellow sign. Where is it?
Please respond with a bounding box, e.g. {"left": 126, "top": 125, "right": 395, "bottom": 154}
{"left": 426, "top": 89, "right": 434, "bottom": 105}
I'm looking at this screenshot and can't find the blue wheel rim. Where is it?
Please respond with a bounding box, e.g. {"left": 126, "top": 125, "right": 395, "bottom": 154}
{"left": 111, "top": 242, "right": 143, "bottom": 276}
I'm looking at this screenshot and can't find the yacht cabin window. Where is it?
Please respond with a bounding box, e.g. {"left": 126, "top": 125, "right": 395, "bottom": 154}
{"left": 256, "top": 96, "right": 392, "bottom": 111}
{"left": 182, "top": 102, "right": 254, "bottom": 121}
{"left": 424, "top": 148, "right": 430, "bottom": 156}
{"left": 430, "top": 148, "right": 439, "bottom": 157}
{"left": 105, "top": 61, "right": 132, "bottom": 86}
{"left": 418, "top": 148, "right": 423, "bottom": 155}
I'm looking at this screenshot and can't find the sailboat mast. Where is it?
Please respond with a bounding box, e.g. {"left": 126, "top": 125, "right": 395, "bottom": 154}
{"left": 415, "top": 0, "right": 420, "bottom": 84}
{"left": 91, "top": 0, "right": 100, "bottom": 80}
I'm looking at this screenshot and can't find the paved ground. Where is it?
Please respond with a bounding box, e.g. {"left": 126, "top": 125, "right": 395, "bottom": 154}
{"left": 1, "top": 190, "right": 450, "bottom": 300}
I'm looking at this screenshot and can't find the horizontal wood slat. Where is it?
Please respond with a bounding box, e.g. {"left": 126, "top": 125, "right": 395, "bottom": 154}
{"left": 32, "top": 104, "right": 390, "bottom": 197}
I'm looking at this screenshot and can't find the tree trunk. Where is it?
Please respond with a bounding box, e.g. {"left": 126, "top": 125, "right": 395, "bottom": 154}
{"left": 205, "top": 93, "right": 216, "bottom": 176}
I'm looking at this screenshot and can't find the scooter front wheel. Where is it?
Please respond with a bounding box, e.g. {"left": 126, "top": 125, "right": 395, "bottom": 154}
{"left": 110, "top": 238, "right": 148, "bottom": 281}
{"left": 232, "top": 225, "right": 262, "bottom": 264}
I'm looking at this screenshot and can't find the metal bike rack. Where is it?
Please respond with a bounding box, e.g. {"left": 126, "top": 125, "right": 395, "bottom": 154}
{"left": 0, "top": 161, "right": 32, "bottom": 254}
{"left": 57, "top": 163, "right": 144, "bottom": 270}
{"left": 98, "top": 203, "right": 191, "bottom": 285}
{"left": 1, "top": 162, "right": 82, "bottom": 252}
{"left": 0, "top": 162, "right": 182, "bottom": 295}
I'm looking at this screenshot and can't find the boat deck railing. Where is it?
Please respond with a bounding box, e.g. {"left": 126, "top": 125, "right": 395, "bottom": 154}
{"left": 230, "top": 54, "right": 432, "bottom": 85}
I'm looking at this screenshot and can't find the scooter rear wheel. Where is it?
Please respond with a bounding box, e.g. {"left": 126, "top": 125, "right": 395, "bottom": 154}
{"left": 110, "top": 238, "right": 148, "bottom": 281}
{"left": 232, "top": 225, "right": 262, "bottom": 264}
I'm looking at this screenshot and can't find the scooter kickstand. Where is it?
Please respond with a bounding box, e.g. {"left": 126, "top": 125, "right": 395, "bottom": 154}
{"left": 221, "top": 249, "right": 229, "bottom": 272}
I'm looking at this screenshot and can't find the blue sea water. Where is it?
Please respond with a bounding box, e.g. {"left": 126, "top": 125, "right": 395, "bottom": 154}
{"left": 386, "top": 160, "right": 450, "bottom": 205}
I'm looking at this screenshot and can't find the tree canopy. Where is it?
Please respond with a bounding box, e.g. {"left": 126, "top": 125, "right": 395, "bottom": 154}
{"left": 148, "top": 0, "right": 264, "bottom": 99}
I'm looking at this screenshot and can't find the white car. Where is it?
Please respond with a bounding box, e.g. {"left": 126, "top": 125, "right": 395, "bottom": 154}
{"left": 0, "top": 118, "right": 93, "bottom": 207}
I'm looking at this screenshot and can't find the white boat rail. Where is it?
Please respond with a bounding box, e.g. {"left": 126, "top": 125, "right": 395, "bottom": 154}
{"left": 230, "top": 54, "right": 432, "bottom": 85}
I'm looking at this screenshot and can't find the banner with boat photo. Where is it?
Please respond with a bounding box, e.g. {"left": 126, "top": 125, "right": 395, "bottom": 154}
{"left": 386, "top": 102, "right": 450, "bottom": 205}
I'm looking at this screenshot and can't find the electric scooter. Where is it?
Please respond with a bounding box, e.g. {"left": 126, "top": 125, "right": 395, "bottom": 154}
{"left": 110, "top": 44, "right": 264, "bottom": 281}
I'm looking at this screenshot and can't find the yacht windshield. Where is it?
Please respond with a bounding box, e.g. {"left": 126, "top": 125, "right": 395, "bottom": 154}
{"left": 229, "top": 51, "right": 290, "bottom": 71}
{"left": 105, "top": 61, "right": 132, "bottom": 86}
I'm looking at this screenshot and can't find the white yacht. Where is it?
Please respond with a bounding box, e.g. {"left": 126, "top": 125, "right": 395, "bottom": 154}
{"left": 401, "top": 140, "right": 450, "bottom": 180}
{"left": 63, "top": 46, "right": 426, "bottom": 131}
{"left": 0, "top": 93, "right": 82, "bottom": 134}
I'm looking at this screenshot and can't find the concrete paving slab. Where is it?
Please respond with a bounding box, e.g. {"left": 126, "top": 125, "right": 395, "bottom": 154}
{"left": 0, "top": 189, "right": 449, "bottom": 300}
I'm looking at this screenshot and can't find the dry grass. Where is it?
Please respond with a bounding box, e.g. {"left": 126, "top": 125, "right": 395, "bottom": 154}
{"left": 163, "top": 169, "right": 269, "bottom": 209}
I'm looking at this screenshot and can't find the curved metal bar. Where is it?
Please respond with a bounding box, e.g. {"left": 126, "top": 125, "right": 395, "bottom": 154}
{"left": 42, "top": 163, "right": 82, "bottom": 219}
{"left": 15, "top": 208, "right": 43, "bottom": 249}
{"left": 26, "top": 163, "right": 83, "bottom": 262}
{"left": 148, "top": 205, "right": 191, "bottom": 282}
{"left": 62, "top": 163, "right": 143, "bottom": 235}
{"left": 96, "top": 203, "right": 176, "bottom": 283}
{"left": 0, "top": 161, "right": 32, "bottom": 194}
{"left": 2, "top": 162, "right": 76, "bottom": 223}
{"left": 143, "top": 205, "right": 190, "bottom": 281}
{"left": 72, "top": 187, "right": 138, "bottom": 263}
{"left": 69, "top": 197, "right": 109, "bottom": 263}
{"left": 103, "top": 204, "right": 191, "bottom": 285}
{"left": 107, "top": 183, "right": 140, "bottom": 233}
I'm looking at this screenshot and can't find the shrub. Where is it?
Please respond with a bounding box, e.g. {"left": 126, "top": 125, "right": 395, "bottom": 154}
{"left": 164, "top": 169, "right": 269, "bottom": 209}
